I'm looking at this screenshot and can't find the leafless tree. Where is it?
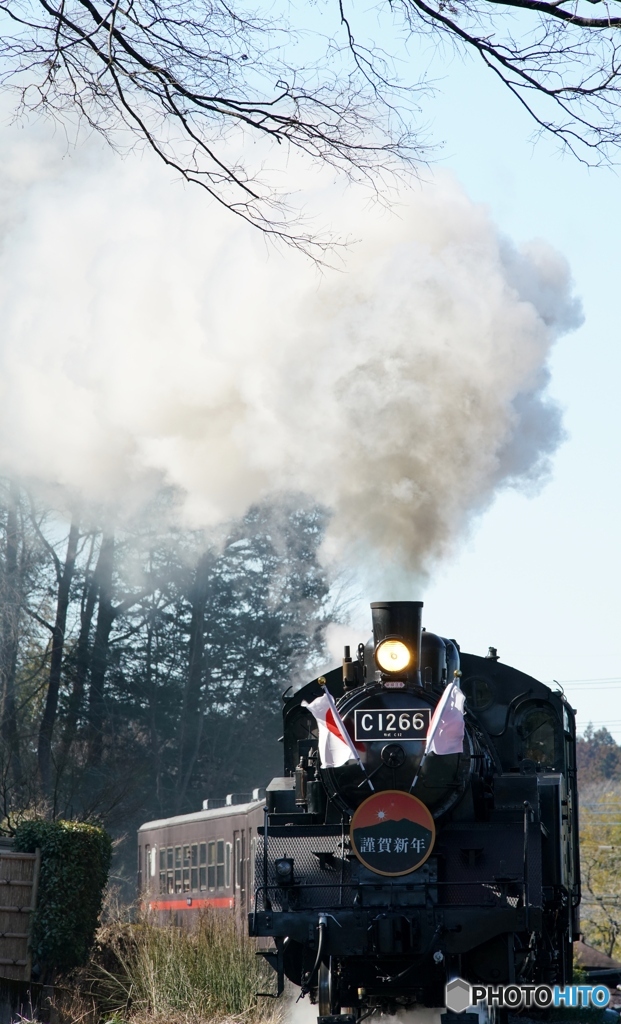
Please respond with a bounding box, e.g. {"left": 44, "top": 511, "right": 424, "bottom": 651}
{"left": 2, "top": 0, "right": 619, "bottom": 251}
{"left": 0, "top": 0, "right": 421, "bottom": 253}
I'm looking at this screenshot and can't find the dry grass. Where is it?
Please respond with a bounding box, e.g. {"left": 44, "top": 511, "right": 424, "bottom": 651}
{"left": 54, "top": 912, "right": 284, "bottom": 1024}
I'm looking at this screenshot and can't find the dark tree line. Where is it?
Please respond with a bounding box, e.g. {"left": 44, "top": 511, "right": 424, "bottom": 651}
{"left": 0, "top": 483, "right": 334, "bottom": 881}
{"left": 577, "top": 724, "right": 621, "bottom": 786}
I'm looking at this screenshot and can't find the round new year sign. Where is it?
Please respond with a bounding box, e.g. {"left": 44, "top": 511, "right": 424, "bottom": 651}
{"left": 350, "top": 790, "right": 435, "bottom": 876}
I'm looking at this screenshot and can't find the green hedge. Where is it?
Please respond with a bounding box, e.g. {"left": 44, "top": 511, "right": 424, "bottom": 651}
{"left": 14, "top": 819, "right": 112, "bottom": 972}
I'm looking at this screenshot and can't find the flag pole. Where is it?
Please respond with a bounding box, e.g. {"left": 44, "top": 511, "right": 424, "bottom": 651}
{"left": 410, "top": 670, "right": 463, "bottom": 792}
{"left": 318, "top": 677, "right": 374, "bottom": 791}
{"left": 410, "top": 750, "right": 428, "bottom": 792}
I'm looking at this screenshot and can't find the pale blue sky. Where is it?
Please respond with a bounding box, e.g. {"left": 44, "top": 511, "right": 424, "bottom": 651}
{"left": 410, "top": 44, "right": 621, "bottom": 737}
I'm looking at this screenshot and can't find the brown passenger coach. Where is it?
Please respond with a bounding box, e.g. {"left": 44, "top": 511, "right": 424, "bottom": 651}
{"left": 138, "top": 790, "right": 265, "bottom": 922}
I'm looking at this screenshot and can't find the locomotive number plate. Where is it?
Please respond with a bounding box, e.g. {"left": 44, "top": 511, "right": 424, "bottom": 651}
{"left": 354, "top": 708, "right": 430, "bottom": 741}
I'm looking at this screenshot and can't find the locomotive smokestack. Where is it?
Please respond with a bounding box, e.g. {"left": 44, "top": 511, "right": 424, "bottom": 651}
{"left": 370, "top": 601, "right": 423, "bottom": 685}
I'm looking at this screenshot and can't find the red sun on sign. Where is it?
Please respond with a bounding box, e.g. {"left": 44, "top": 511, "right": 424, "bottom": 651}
{"left": 350, "top": 790, "right": 436, "bottom": 877}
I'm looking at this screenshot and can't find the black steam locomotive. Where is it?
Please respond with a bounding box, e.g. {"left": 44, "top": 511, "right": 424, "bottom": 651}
{"left": 249, "top": 601, "right": 580, "bottom": 1022}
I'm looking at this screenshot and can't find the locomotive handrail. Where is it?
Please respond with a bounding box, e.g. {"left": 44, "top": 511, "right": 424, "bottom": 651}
{"left": 252, "top": 877, "right": 529, "bottom": 911}
{"left": 523, "top": 800, "right": 533, "bottom": 929}
{"left": 254, "top": 879, "right": 526, "bottom": 891}
{"left": 263, "top": 806, "right": 271, "bottom": 911}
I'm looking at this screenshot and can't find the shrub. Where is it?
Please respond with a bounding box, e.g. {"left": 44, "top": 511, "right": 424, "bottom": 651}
{"left": 69, "top": 913, "right": 280, "bottom": 1024}
{"left": 14, "top": 819, "right": 112, "bottom": 972}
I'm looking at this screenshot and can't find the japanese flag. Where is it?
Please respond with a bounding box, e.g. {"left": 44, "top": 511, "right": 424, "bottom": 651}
{"left": 302, "top": 692, "right": 358, "bottom": 768}
{"left": 425, "top": 681, "right": 466, "bottom": 756}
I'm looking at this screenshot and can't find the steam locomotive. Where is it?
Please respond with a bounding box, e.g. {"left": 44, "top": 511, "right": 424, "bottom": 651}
{"left": 249, "top": 601, "right": 580, "bottom": 1022}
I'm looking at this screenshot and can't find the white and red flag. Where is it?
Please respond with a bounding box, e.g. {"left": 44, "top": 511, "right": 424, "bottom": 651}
{"left": 425, "top": 680, "right": 466, "bottom": 756}
{"left": 302, "top": 690, "right": 362, "bottom": 769}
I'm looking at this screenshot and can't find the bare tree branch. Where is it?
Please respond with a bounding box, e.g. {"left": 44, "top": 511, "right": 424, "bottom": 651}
{"left": 391, "top": 0, "right": 621, "bottom": 163}
{"left": 0, "top": 0, "right": 425, "bottom": 254}
{"left": 0, "top": 0, "right": 620, "bottom": 247}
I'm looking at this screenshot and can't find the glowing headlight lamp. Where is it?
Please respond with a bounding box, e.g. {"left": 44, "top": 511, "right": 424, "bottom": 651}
{"left": 375, "top": 638, "right": 412, "bottom": 674}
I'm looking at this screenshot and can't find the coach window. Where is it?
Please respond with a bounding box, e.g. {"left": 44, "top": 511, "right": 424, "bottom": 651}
{"left": 167, "top": 847, "right": 174, "bottom": 893}
{"left": 208, "top": 841, "right": 216, "bottom": 890}
{"left": 182, "top": 845, "right": 191, "bottom": 892}
{"left": 235, "top": 836, "right": 243, "bottom": 890}
{"left": 519, "top": 706, "right": 559, "bottom": 767}
{"left": 167, "top": 847, "right": 174, "bottom": 897}
{"left": 250, "top": 837, "right": 257, "bottom": 900}
{"left": 144, "top": 845, "right": 150, "bottom": 888}
{"left": 199, "top": 842, "right": 207, "bottom": 889}
{"left": 159, "top": 848, "right": 166, "bottom": 894}
{"left": 225, "top": 843, "right": 232, "bottom": 888}
{"left": 191, "top": 844, "right": 198, "bottom": 891}
{"left": 216, "top": 841, "right": 225, "bottom": 889}
{"left": 174, "top": 846, "right": 182, "bottom": 893}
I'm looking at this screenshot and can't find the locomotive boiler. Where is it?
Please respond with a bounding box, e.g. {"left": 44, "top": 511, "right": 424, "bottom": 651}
{"left": 249, "top": 601, "right": 580, "bottom": 1022}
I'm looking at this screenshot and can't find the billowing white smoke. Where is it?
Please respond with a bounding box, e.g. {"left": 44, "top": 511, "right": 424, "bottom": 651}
{"left": 0, "top": 127, "right": 581, "bottom": 580}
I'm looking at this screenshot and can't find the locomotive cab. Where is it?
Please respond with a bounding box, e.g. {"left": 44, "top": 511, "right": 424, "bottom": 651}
{"left": 249, "top": 601, "right": 580, "bottom": 1023}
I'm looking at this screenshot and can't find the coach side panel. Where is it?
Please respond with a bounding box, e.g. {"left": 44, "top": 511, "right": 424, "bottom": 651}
{"left": 138, "top": 805, "right": 264, "bottom": 924}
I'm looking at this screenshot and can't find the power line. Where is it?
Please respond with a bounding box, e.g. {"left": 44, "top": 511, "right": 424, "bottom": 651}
{"left": 561, "top": 685, "right": 621, "bottom": 690}
{"left": 546, "top": 678, "right": 621, "bottom": 687}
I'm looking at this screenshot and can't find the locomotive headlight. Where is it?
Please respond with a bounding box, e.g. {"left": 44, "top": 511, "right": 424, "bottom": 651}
{"left": 375, "top": 638, "right": 412, "bottom": 674}
{"left": 274, "top": 857, "right": 294, "bottom": 886}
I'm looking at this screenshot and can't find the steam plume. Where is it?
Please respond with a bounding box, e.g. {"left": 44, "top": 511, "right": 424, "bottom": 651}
{"left": 0, "top": 127, "right": 582, "bottom": 580}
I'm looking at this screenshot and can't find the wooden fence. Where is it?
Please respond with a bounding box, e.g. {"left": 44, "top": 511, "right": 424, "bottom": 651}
{"left": 0, "top": 843, "right": 40, "bottom": 982}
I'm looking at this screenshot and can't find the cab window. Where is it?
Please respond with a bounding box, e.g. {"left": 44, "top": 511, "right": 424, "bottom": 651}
{"left": 519, "top": 706, "right": 559, "bottom": 766}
